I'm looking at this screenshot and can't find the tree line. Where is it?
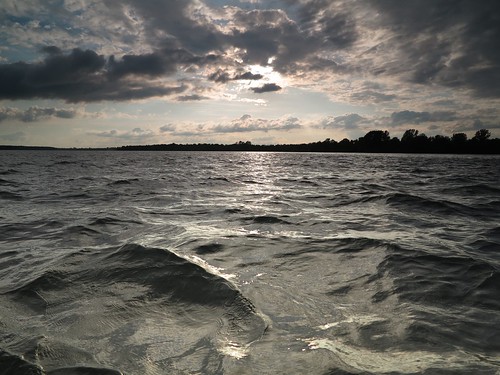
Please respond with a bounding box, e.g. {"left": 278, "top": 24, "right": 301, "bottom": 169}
{"left": 118, "top": 128, "right": 499, "bottom": 154}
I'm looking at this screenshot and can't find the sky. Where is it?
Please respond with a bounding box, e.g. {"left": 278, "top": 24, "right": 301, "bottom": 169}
{"left": 1, "top": 0, "right": 499, "bottom": 147}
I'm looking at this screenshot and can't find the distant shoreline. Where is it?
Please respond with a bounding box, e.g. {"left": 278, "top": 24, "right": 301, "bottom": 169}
{"left": 2, "top": 128, "right": 499, "bottom": 154}
{"left": 1, "top": 144, "right": 499, "bottom": 154}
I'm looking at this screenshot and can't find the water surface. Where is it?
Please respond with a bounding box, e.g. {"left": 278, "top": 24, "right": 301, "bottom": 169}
{"left": 1, "top": 151, "right": 499, "bottom": 374}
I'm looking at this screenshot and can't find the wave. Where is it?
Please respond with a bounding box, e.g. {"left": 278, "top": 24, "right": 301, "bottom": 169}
{"left": 0, "top": 169, "right": 19, "bottom": 175}
{"left": 52, "top": 161, "right": 78, "bottom": 166}
{"left": 386, "top": 192, "right": 479, "bottom": 216}
{"left": 194, "top": 243, "right": 225, "bottom": 255}
{"left": 88, "top": 216, "right": 143, "bottom": 227}
{"left": 0, "top": 178, "right": 18, "bottom": 186}
{"left": 107, "top": 178, "right": 140, "bottom": 186}
{"left": 0, "top": 349, "right": 44, "bottom": 375}
{"left": 207, "top": 176, "right": 231, "bottom": 183}
{"left": 0, "top": 220, "right": 64, "bottom": 241}
{"left": 0, "top": 191, "right": 23, "bottom": 201}
{"left": 279, "top": 177, "right": 321, "bottom": 187}
{"left": 371, "top": 245, "right": 500, "bottom": 352}
{"left": 441, "top": 183, "right": 500, "bottom": 195}
{"left": 0, "top": 348, "right": 124, "bottom": 375}
{"left": 1, "top": 151, "right": 499, "bottom": 373}
{"left": 1, "top": 244, "right": 267, "bottom": 373}
{"left": 274, "top": 237, "right": 387, "bottom": 259}
{"left": 243, "top": 215, "right": 291, "bottom": 224}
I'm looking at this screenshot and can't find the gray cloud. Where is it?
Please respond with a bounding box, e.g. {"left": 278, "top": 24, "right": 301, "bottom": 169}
{"left": 452, "top": 118, "right": 500, "bottom": 133}
{"left": 0, "top": 106, "right": 78, "bottom": 122}
{"left": 1, "top": 0, "right": 500, "bottom": 109}
{"left": 0, "top": 48, "right": 196, "bottom": 102}
{"left": 108, "top": 53, "right": 174, "bottom": 78}
{"left": 114, "top": 0, "right": 222, "bottom": 55}
{"left": 350, "top": 90, "right": 396, "bottom": 103}
{"left": 390, "top": 110, "right": 457, "bottom": 125}
{"left": 90, "top": 127, "right": 155, "bottom": 140}
{"left": 176, "top": 94, "right": 209, "bottom": 101}
{"left": 234, "top": 72, "right": 264, "bottom": 80}
{"left": 160, "top": 124, "right": 176, "bottom": 133}
{"left": 319, "top": 113, "right": 366, "bottom": 130}
{"left": 208, "top": 69, "right": 263, "bottom": 83}
{"left": 212, "top": 115, "right": 301, "bottom": 133}
{"left": 251, "top": 83, "right": 282, "bottom": 94}
{"left": 368, "top": 0, "right": 500, "bottom": 97}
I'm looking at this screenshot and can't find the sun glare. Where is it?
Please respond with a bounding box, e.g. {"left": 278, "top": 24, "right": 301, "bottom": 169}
{"left": 248, "top": 64, "right": 287, "bottom": 88}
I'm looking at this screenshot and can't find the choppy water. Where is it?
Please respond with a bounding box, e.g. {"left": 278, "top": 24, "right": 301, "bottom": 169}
{"left": 1, "top": 150, "right": 499, "bottom": 375}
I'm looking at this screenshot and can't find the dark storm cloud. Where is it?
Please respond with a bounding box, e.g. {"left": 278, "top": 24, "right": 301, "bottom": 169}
{"left": 390, "top": 110, "right": 457, "bottom": 125}
{"left": 208, "top": 69, "right": 231, "bottom": 84}
{"left": 40, "top": 46, "right": 62, "bottom": 55}
{"left": 208, "top": 69, "right": 263, "bottom": 84}
{"left": 0, "top": 48, "right": 204, "bottom": 102}
{"left": 0, "top": 49, "right": 106, "bottom": 100}
{"left": 0, "top": 106, "right": 78, "bottom": 122}
{"left": 3, "top": 0, "right": 500, "bottom": 106}
{"left": 107, "top": 47, "right": 219, "bottom": 79}
{"left": 226, "top": 6, "right": 357, "bottom": 72}
{"left": 369, "top": 0, "right": 500, "bottom": 97}
{"left": 234, "top": 72, "right": 264, "bottom": 81}
{"left": 251, "top": 83, "right": 282, "bottom": 94}
{"left": 116, "top": 0, "right": 499, "bottom": 99}
{"left": 110, "top": 0, "right": 222, "bottom": 54}
{"left": 108, "top": 53, "right": 173, "bottom": 78}
{"left": 281, "top": 0, "right": 357, "bottom": 47}
{"left": 229, "top": 8, "right": 299, "bottom": 66}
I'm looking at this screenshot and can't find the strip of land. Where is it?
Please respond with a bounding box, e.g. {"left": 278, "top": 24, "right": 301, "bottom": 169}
{"left": 1, "top": 129, "right": 499, "bottom": 154}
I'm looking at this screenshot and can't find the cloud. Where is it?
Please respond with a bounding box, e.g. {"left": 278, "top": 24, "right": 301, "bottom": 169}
{"left": 176, "top": 94, "right": 209, "bottom": 101}
{"left": 364, "top": 0, "right": 500, "bottom": 98}
{"left": 159, "top": 124, "right": 176, "bottom": 133}
{"left": 208, "top": 70, "right": 232, "bottom": 84}
{"left": 390, "top": 110, "right": 457, "bottom": 125}
{"left": 0, "top": 106, "right": 78, "bottom": 122}
{"left": 1, "top": 0, "right": 500, "bottom": 117}
{"left": 350, "top": 90, "right": 396, "bottom": 103}
{"left": 227, "top": 4, "right": 358, "bottom": 70}
{"left": 319, "top": 114, "right": 366, "bottom": 130}
{"left": 0, "top": 47, "right": 217, "bottom": 102}
{"left": 251, "top": 83, "right": 282, "bottom": 93}
{"left": 452, "top": 118, "right": 500, "bottom": 133}
{"left": 234, "top": 72, "right": 264, "bottom": 80}
{"left": 208, "top": 69, "right": 263, "bottom": 83}
{"left": 107, "top": 53, "right": 174, "bottom": 78}
{"left": 89, "top": 127, "right": 156, "bottom": 140}
{"left": 212, "top": 115, "right": 301, "bottom": 133}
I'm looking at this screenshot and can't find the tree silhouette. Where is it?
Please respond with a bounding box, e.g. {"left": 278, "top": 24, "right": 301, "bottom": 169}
{"left": 361, "top": 130, "right": 391, "bottom": 152}
{"left": 473, "top": 129, "right": 491, "bottom": 142}
{"left": 452, "top": 133, "right": 467, "bottom": 143}
{"left": 401, "top": 129, "right": 419, "bottom": 143}
{"left": 29, "top": 127, "right": 494, "bottom": 154}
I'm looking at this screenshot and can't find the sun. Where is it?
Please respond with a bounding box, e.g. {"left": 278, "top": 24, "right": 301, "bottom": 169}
{"left": 247, "top": 62, "right": 287, "bottom": 89}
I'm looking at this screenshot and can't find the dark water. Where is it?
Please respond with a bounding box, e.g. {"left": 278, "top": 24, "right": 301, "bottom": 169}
{"left": 0, "top": 151, "right": 499, "bottom": 375}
